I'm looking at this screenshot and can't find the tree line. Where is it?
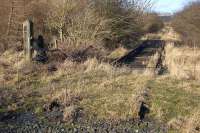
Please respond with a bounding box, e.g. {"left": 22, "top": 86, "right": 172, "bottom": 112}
{"left": 0, "top": 0, "right": 164, "bottom": 51}
{"left": 172, "top": 1, "right": 200, "bottom": 46}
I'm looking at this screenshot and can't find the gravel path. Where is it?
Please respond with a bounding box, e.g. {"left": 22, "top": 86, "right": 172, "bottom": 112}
{"left": 0, "top": 112, "right": 167, "bottom": 133}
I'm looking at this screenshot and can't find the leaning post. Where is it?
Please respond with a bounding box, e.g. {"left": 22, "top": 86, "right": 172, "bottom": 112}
{"left": 23, "top": 20, "right": 33, "bottom": 61}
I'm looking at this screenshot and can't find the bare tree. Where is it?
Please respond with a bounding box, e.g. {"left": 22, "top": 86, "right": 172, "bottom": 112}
{"left": 45, "top": 0, "right": 154, "bottom": 49}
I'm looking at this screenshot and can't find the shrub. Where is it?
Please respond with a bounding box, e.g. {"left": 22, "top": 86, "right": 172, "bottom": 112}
{"left": 0, "top": 0, "right": 153, "bottom": 51}
{"left": 172, "top": 1, "right": 200, "bottom": 45}
{"left": 92, "top": 0, "right": 145, "bottom": 49}
{"left": 45, "top": 0, "right": 152, "bottom": 49}
{"left": 143, "top": 13, "right": 164, "bottom": 33}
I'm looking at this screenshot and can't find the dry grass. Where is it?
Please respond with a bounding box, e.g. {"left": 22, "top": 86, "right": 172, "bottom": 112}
{"left": 148, "top": 76, "right": 200, "bottom": 132}
{"left": 183, "top": 110, "right": 200, "bottom": 133}
{"left": 161, "top": 26, "right": 181, "bottom": 41}
{"left": 0, "top": 49, "right": 22, "bottom": 85}
{"left": 167, "top": 116, "right": 185, "bottom": 131}
{"left": 46, "top": 58, "right": 151, "bottom": 120}
{"left": 145, "top": 52, "right": 160, "bottom": 76}
{"left": 1, "top": 25, "right": 200, "bottom": 131}
{"left": 0, "top": 49, "right": 152, "bottom": 120}
{"left": 164, "top": 43, "right": 200, "bottom": 80}
{"left": 107, "top": 47, "right": 128, "bottom": 60}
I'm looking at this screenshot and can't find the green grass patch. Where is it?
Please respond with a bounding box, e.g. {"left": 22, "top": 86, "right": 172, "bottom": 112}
{"left": 148, "top": 77, "right": 200, "bottom": 122}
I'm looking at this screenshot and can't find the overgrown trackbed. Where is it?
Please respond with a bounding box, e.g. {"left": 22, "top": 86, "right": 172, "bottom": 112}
{"left": 115, "top": 39, "right": 165, "bottom": 70}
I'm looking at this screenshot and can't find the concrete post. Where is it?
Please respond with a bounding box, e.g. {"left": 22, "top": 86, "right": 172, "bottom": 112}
{"left": 54, "top": 37, "right": 58, "bottom": 49}
{"left": 23, "top": 20, "right": 33, "bottom": 61}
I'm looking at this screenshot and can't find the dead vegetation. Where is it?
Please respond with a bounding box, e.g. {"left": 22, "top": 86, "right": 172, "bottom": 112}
{"left": 164, "top": 42, "right": 200, "bottom": 80}
{"left": 172, "top": 1, "right": 200, "bottom": 45}
{"left": 0, "top": 0, "right": 164, "bottom": 52}
{"left": 1, "top": 0, "right": 200, "bottom": 133}
{"left": 0, "top": 49, "right": 153, "bottom": 122}
{"left": 0, "top": 26, "right": 199, "bottom": 133}
{"left": 45, "top": 0, "right": 147, "bottom": 49}
{"left": 143, "top": 13, "right": 164, "bottom": 34}
{"left": 183, "top": 110, "right": 200, "bottom": 133}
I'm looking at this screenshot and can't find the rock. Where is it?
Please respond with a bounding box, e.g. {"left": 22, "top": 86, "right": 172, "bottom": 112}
{"left": 0, "top": 115, "right": 167, "bottom": 133}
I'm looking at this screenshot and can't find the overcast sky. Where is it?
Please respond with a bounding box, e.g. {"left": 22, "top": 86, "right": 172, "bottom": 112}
{"left": 152, "top": 0, "right": 197, "bottom": 13}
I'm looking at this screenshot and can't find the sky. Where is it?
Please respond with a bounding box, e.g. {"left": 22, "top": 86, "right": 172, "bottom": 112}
{"left": 152, "top": 0, "right": 197, "bottom": 14}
